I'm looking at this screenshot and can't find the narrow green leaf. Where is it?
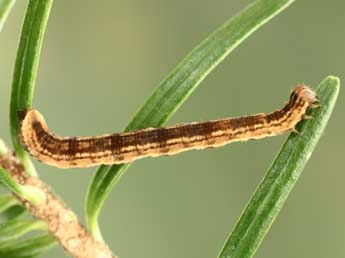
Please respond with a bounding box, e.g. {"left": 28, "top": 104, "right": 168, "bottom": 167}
{"left": 0, "top": 139, "right": 8, "bottom": 186}
{"left": 0, "top": 166, "right": 45, "bottom": 205}
{"left": 0, "top": 141, "right": 44, "bottom": 205}
{"left": 86, "top": 0, "right": 296, "bottom": 240}
{"left": 0, "top": 166, "right": 28, "bottom": 199}
{"left": 0, "top": 233, "right": 56, "bottom": 258}
{"left": 9, "top": 0, "right": 53, "bottom": 177}
{"left": 0, "top": 0, "right": 15, "bottom": 31}
{"left": 0, "top": 139, "right": 7, "bottom": 155}
{"left": 0, "top": 195, "right": 19, "bottom": 214}
{"left": 0, "top": 220, "right": 47, "bottom": 241}
{"left": 1, "top": 205, "right": 26, "bottom": 220}
{"left": 218, "top": 76, "right": 340, "bottom": 258}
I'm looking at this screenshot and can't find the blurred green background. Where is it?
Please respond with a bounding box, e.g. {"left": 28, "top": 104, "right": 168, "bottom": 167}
{"left": 0, "top": 0, "right": 344, "bottom": 257}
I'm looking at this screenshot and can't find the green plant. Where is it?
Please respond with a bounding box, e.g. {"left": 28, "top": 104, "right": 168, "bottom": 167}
{"left": 0, "top": 0, "right": 340, "bottom": 257}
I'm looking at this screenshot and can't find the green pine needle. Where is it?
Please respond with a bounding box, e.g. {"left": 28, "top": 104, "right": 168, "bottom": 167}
{"left": 85, "top": 0, "right": 297, "bottom": 241}
{"left": 218, "top": 76, "right": 340, "bottom": 258}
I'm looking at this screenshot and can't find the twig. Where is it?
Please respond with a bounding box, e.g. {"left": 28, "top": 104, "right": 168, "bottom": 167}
{"left": 0, "top": 144, "right": 117, "bottom": 258}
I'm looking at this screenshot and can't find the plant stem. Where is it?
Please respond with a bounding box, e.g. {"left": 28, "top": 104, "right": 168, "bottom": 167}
{"left": 0, "top": 151, "right": 117, "bottom": 258}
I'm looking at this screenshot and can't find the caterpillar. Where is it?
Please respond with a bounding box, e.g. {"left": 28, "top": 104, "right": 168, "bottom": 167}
{"left": 18, "top": 84, "right": 317, "bottom": 169}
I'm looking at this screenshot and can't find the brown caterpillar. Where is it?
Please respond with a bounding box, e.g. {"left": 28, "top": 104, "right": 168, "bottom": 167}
{"left": 18, "top": 84, "right": 317, "bottom": 169}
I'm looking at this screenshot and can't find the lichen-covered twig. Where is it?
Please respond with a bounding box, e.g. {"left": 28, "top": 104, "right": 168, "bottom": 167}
{"left": 0, "top": 145, "right": 117, "bottom": 258}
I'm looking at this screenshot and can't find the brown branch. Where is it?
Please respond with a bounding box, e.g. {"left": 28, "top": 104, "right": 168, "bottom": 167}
{"left": 0, "top": 150, "right": 117, "bottom": 258}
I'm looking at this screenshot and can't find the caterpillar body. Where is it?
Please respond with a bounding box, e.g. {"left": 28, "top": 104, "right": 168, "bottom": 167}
{"left": 19, "top": 85, "right": 317, "bottom": 169}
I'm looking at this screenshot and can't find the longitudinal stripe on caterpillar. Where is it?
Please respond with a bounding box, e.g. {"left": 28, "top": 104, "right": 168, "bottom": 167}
{"left": 18, "top": 84, "right": 318, "bottom": 169}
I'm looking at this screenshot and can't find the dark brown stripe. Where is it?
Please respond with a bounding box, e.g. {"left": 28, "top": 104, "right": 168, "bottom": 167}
{"left": 27, "top": 100, "right": 307, "bottom": 161}
{"left": 19, "top": 85, "right": 317, "bottom": 168}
